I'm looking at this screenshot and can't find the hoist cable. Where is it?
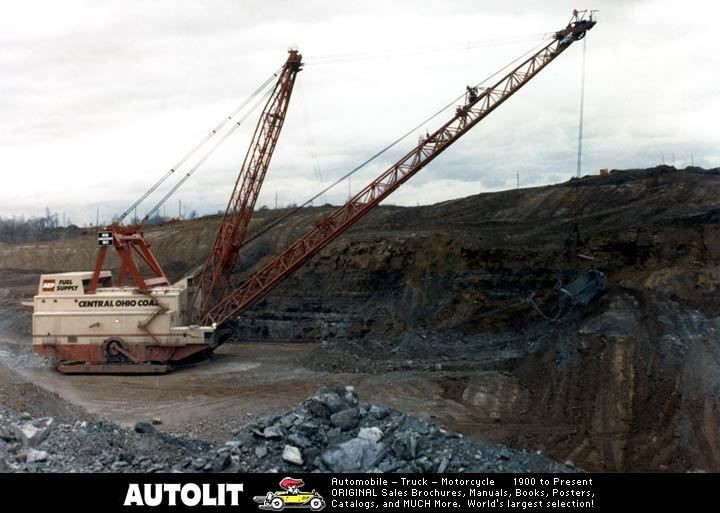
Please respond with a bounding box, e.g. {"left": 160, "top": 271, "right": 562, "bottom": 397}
{"left": 573, "top": 36, "right": 587, "bottom": 226}
{"left": 304, "top": 33, "right": 547, "bottom": 67}
{"left": 526, "top": 35, "right": 603, "bottom": 322}
{"left": 576, "top": 37, "right": 586, "bottom": 181}
{"left": 117, "top": 70, "right": 280, "bottom": 224}
{"left": 237, "top": 36, "right": 553, "bottom": 252}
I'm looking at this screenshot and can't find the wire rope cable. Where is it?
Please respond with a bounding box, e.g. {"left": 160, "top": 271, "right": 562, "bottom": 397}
{"left": 140, "top": 85, "right": 276, "bottom": 224}
{"left": 237, "top": 35, "right": 554, "bottom": 251}
{"left": 117, "top": 70, "right": 280, "bottom": 223}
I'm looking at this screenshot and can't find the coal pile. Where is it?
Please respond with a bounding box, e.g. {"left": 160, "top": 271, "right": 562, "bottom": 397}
{"left": 224, "top": 386, "right": 574, "bottom": 473}
{"left": 0, "top": 386, "right": 573, "bottom": 473}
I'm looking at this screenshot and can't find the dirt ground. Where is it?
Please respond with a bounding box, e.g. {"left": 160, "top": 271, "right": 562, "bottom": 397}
{"left": 0, "top": 332, "right": 518, "bottom": 453}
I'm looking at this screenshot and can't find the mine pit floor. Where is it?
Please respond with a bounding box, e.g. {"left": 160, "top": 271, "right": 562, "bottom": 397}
{"left": 5, "top": 342, "right": 512, "bottom": 447}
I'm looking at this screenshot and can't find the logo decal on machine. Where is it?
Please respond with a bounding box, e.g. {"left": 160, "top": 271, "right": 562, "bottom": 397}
{"left": 42, "top": 279, "right": 56, "bottom": 292}
{"left": 78, "top": 299, "right": 159, "bottom": 308}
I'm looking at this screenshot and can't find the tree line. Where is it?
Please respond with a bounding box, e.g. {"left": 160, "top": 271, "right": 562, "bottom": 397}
{"left": 0, "top": 208, "right": 79, "bottom": 243}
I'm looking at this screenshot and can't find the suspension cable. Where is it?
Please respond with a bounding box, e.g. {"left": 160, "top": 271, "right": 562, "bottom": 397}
{"left": 236, "top": 36, "right": 553, "bottom": 251}
{"left": 304, "top": 33, "right": 547, "bottom": 67}
{"left": 117, "top": 70, "right": 280, "bottom": 224}
{"left": 140, "top": 85, "right": 276, "bottom": 224}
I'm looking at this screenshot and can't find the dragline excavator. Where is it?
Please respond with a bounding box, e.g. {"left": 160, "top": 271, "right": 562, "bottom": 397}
{"left": 29, "top": 12, "right": 597, "bottom": 373}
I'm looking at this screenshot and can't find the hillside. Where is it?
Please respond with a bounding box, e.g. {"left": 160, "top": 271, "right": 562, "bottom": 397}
{"left": 1, "top": 165, "right": 719, "bottom": 471}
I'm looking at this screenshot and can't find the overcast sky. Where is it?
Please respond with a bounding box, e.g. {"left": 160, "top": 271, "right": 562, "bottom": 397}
{"left": 1, "top": 0, "right": 717, "bottom": 225}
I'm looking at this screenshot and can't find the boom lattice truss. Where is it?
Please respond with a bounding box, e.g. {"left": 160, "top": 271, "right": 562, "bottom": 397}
{"left": 198, "top": 13, "right": 596, "bottom": 326}
{"left": 195, "top": 50, "right": 303, "bottom": 321}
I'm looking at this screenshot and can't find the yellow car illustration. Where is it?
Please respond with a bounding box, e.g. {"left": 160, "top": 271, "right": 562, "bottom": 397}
{"left": 253, "top": 490, "right": 325, "bottom": 511}
{"left": 254, "top": 478, "right": 325, "bottom": 511}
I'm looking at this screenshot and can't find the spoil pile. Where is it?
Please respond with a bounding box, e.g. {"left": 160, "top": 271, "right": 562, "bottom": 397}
{"left": 0, "top": 405, "right": 214, "bottom": 472}
{"left": 0, "top": 386, "right": 572, "bottom": 473}
{"left": 222, "top": 386, "right": 572, "bottom": 473}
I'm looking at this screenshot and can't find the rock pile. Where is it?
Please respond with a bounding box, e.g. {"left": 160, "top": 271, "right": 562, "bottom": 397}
{"left": 0, "top": 405, "right": 214, "bottom": 472}
{"left": 221, "top": 386, "right": 573, "bottom": 473}
{"left": 0, "top": 387, "right": 574, "bottom": 473}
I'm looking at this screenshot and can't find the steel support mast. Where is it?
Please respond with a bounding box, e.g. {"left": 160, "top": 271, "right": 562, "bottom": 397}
{"left": 87, "top": 50, "right": 302, "bottom": 296}
{"left": 195, "top": 49, "right": 303, "bottom": 320}
{"left": 199, "top": 13, "right": 597, "bottom": 326}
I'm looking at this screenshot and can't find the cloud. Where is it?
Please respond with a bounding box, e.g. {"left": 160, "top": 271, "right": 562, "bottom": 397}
{"left": 0, "top": 0, "right": 718, "bottom": 226}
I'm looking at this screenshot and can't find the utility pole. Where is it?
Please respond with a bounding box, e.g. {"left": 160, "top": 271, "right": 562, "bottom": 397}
{"left": 516, "top": 170, "right": 520, "bottom": 189}
{"left": 178, "top": 199, "right": 182, "bottom": 219}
